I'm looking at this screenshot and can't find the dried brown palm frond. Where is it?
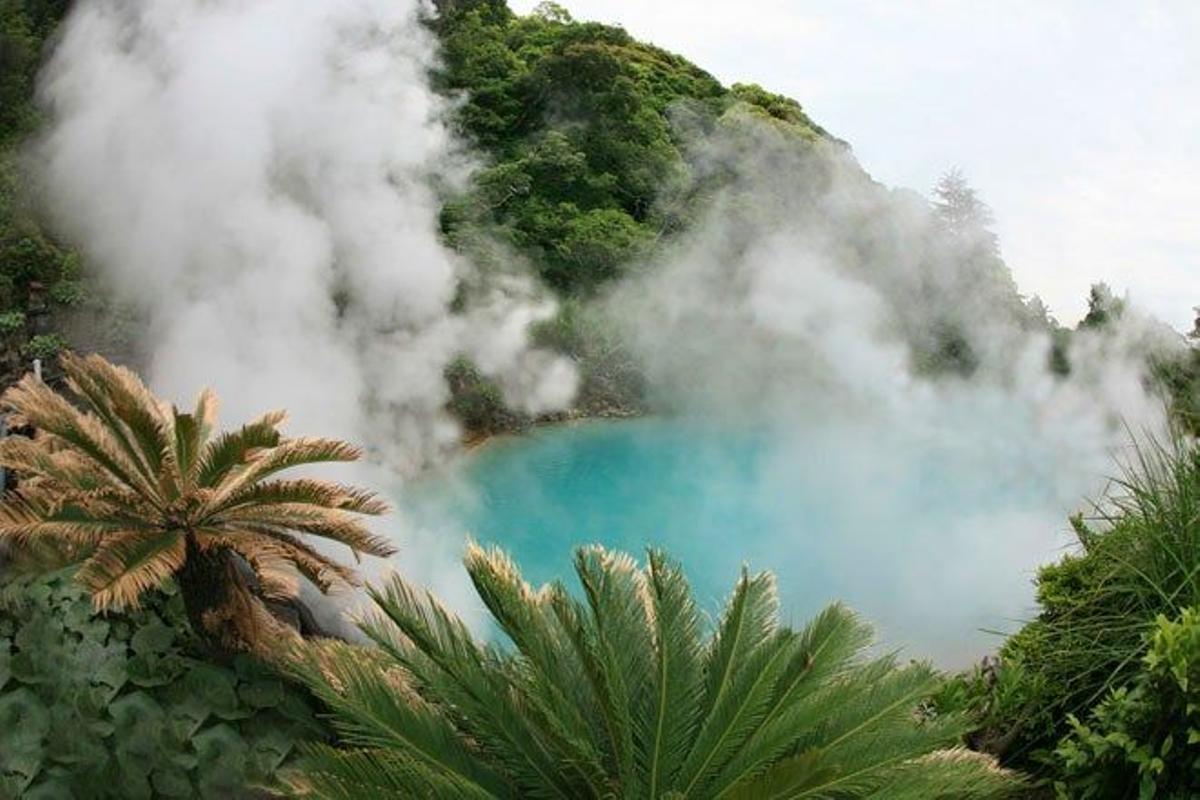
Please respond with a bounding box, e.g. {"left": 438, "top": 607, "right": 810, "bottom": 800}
{"left": 0, "top": 352, "right": 396, "bottom": 654}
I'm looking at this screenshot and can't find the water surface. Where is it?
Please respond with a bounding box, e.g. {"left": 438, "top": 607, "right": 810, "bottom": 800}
{"left": 408, "top": 416, "right": 1089, "bottom": 665}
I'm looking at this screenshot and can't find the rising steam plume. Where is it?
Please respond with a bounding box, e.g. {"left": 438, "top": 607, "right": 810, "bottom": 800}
{"left": 32, "top": 0, "right": 578, "bottom": 609}
{"left": 36, "top": 0, "right": 575, "bottom": 470}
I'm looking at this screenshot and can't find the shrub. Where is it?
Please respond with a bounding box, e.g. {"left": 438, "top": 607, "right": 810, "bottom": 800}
{"left": 285, "top": 544, "right": 1023, "bottom": 798}
{"left": 20, "top": 333, "right": 65, "bottom": 361}
{"left": 530, "top": 298, "right": 645, "bottom": 413}
{"left": 1053, "top": 607, "right": 1200, "bottom": 798}
{"left": 0, "top": 309, "right": 24, "bottom": 334}
{"left": 967, "top": 438, "right": 1200, "bottom": 772}
{"left": 0, "top": 571, "right": 326, "bottom": 799}
{"left": 444, "top": 355, "right": 524, "bottom": 435}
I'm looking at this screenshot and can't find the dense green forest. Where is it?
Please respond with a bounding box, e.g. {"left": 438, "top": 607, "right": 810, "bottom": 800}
{"left": 3, "top": 0, "right": 1200, "bottom": 797}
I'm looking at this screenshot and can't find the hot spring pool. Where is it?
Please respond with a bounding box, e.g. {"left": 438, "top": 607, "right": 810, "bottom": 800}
{"left": 404, "top": 416, "right": 1100, "bottom": 666}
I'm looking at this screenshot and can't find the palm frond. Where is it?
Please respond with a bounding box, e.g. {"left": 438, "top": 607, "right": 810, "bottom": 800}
{"left": 209, "top": 478, "right": 390, "bottom": 517}
{"left": 366, "top": 574, "right": 581, "bottom": 798}
{"left": 196, "top": 409, "right": 286, "bottom": 487}
{"left": 1, "top": 372, "right": 161, "bottom": 501}
{"left": 640, "top": 548, "right": 705, "bottom": 797}
{"left": 212, "top": 504, "right": 396, "bottom": 558}
{"left": 57, "top": 351, "right": 171, "bottom": 490}
{"left": 76, "top": 529, "right": 186, "bottom": 610}
{"left": 464, "top": 543, "right": 607, "bottom": 786}
{"left": 286, "top": 640, "right": 509, "bottom": 799}
{"left": 675, "top": 568, "right": 788, "bottom": 795}
{"left": 207, "top": 437, "right": 365, "bottom": 506}
{"left": 706, "top": 603, "right": 874, "bottom": 795}
{"left": 289, "top": 545, "right": 1023, "bottom": 798}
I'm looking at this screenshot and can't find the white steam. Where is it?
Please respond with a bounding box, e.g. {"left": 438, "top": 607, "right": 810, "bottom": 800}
{"left": 35, "top": 0, "right": 575, "bottom": 601}
{"left": 604, "top": 114, "right": 1178, "bottom": 660}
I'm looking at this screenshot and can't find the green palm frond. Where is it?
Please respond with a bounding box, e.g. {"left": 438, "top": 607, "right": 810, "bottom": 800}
{"left": 286, "top": 546, "right": 1024, "bottom": 798}
{"left": 640, "top": 549, "right": 704, "bottom": 796}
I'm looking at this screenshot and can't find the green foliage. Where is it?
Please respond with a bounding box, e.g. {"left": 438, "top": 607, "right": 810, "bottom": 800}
{"left": 0, "top": 570, "right": 325, "bottom": 799}
{"left": 1053, "top": 607, "right": 1200, "bottom": 798}
{"left": 433, "top": 1, "right": 819, "bottom": 418}
{"left": 444, "top": 355, "right": 525, "bottom": 436}
{"left": 1, "top": 1, "right": 79, "bottom": 381}
{"left": 967, "top": 438, "right": 1200, "bottom": 775}
{"left": 433, "top": 2, "right": 823, "bottom": 296}
{"left": 286, "top": 544, "right": 1022, "bottom": 798}
{"left": 1149, "top": 345, "right": 1200, "bottom": 437}
{"left": 728, "top": 83, "right": 830, "bottom": 140}
{"left": 0, "top": 307, "right": 23, "bottom": 333}
{"left": 1079, "top": 283, "right": 1125, "bottom": 331}
{"left": 530, "top": 298, "right": 644, "bottom": 413}
{"left": 19, "top": 331, "right": 63, "bottom": 359}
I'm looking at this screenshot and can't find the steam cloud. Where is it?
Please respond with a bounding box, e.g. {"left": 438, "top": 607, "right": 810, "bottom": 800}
{"left": 34, "top": 0, "right": 576, "bottom": 607}
{"left": 605, "top": 115, "right": 1178, "bottom": 659}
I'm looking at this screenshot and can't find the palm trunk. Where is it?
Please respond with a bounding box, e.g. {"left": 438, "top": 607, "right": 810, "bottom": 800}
{"left": 177, "top": 534, "right": 257, "bottom": 655}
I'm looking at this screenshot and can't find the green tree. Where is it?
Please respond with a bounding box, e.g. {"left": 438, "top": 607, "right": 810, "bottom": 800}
{"left": 1079, "top": 282, "right": 1125, "bottom": 330}
{"left": 286, "top": 544, "right": 1021, "bottom": 798}
{"left": 932, "top": 168, "right": 998, "bottom": 256}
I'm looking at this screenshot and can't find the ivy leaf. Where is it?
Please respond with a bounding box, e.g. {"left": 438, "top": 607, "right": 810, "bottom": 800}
{"left": 194, "top": 724, "right": 248, "bottom": 796}
{"left": 151, "top": 766, "right": 194, "bottom": 798}
{"left": 0, "top": 688, "right": 50, "bottom": 790}
{"left": 109, "top": 620, "right": 133, "bottom": 642}
{"left": 109, "top": 691, "right": 166, "bottom": 772}
{"left": 238, "top": 678, "right": 284, "bottom": 710}
{"left": 245, "top": 723, "right": 297, "bottom": 778}
{"left": 161, "top": 681, "right": 211, "bottom": 741}
{"left": 131, "top": 619, "right": 176, "bottom": 656}
{"left": 92, "top": 651, "right": 129, "bottom": 698}
{"left": 184, "top": 664, "right": 247, "bottom": 720}
{"left": 62, "top": 598, "right": 110, "bottom": 643}
{"left": 22, "top": 773, "right": 78, "bottom": 800}
{"left": 127, "top": 653, "right": 184, "bottom": 688}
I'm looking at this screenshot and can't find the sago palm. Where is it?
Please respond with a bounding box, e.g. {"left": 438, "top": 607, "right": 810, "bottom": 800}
{"left": 286, "top": 544, "right": 1021, "bottom": 798}
{"left": 0, "top": 352, "right": 396, "bottom": 653}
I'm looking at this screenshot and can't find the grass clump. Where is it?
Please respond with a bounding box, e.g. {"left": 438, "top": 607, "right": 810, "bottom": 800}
{"left": 961, "top": 436, "right": 1200, "bottom": 785}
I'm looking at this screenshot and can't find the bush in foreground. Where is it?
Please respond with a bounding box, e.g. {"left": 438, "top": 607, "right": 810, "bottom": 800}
{"left": 286, "top": 544, "right": 1021, "bottom": 798}
{"left": 956, "top": 437, "right": 1200, "bottom": 790}
{"left": 1053, "top": 606, "right": 1200, "bottom": 799}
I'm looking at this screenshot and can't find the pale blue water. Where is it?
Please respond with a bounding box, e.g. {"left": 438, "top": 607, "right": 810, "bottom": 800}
{"left": 407, "top": 417, "right": 1090, "bottom": 665}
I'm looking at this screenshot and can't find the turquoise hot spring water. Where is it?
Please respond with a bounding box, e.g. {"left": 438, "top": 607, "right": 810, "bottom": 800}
{"left": 404, "top": 416, "right": 1102, "bottom": 666}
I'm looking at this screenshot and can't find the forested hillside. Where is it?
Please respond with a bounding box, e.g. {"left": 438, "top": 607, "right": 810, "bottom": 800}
{"left": 1, "top": 0, "right": 1196, "bottom": 429}
{"left": 432, "top": 0, "right": 830, "bottom": 295}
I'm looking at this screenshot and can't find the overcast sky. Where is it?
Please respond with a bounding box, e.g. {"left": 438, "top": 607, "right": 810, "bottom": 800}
{"left": 511, "top": 0, "right": 1200, "bottom": 330}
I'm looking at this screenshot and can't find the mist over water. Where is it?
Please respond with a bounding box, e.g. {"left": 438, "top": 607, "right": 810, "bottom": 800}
{"left": 410, "top": 407, "right": 1117, "bottom": 667}
{"left": 409, "top": 123, "right": 1175, "bottom": 660}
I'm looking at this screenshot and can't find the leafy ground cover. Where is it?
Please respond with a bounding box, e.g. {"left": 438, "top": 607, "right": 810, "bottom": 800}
{"left": 0, "top": 570, "right": 326, "bottom": 799}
